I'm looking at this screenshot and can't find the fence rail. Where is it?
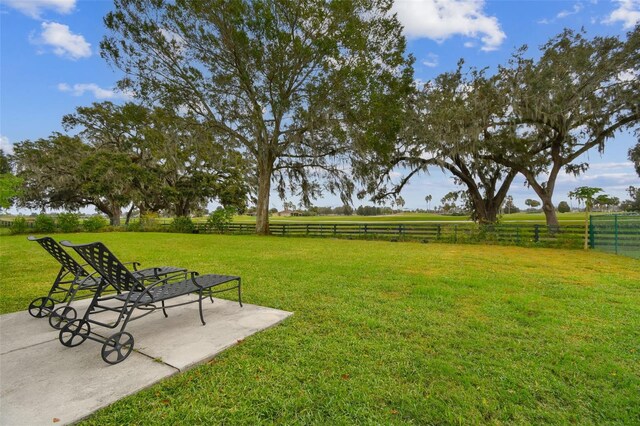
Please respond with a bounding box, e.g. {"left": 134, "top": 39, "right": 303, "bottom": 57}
{"left": 194, "top": 222, "right": 584, "bottom": 248}
{"left": 1, "top": 218, "right": 591, "bottom": 249}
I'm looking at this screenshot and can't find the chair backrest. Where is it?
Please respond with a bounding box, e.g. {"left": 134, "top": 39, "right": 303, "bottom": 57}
{"left": 60, "top": 241, "right": 146, "bottom": 293}
{"left": 28, "top": 236, "right": 90, "bottom": 277}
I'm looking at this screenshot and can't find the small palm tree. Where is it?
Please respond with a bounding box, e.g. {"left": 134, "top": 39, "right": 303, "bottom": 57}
{"left": 569, "top": 186, "right": 602, "bottom": 250}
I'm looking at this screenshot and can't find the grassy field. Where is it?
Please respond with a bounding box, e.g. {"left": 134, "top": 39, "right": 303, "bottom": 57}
{"left": 1, "top": 233, "right": 639, "bottom": 424}
{"left": 1, "top": 211, "right": 590, "bottom": 226}
{"left": 233, "top": 211, "right": 587, "bottom": 224}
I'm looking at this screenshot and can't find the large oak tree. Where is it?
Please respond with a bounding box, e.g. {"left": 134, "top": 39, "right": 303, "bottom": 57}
{"left": 14, "top": 102, "right": 247, "bottom": 223}
{"left": 491, "top": 27, "right": 640, "bottom": 226}
{"left": 101, "top": 0, "right": 413, "bottom": 234}
{"left": 63, "top": 102, "right": 248, "bottom": 218}
{"left": 356, "top": 66, "right": 515, "bottom": 224}
{"left": 13, "top": 134, "right": 132, "bottom": 224}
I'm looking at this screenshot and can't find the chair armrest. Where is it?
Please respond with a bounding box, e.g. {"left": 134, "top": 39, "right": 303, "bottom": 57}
{"left": 122, "top": 261, "right": 141, "bottom": 271}
{"left": 190, "top": 271, "right": 202, "bottom": 289}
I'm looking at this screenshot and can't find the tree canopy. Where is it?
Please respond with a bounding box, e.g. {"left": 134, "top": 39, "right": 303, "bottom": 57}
{"left": 0, "top": 150, "right": 22, "bottom": 210}
{"left": 101, "top": 0, "right": 413, "bottom": 234}
{"left": 356, "top": 27, "right": 639, "bottom": 226}
{"left": 490, "top": 27, "right": 639, "bottom": 226}
{"left": 630, "top": 141, "right": 640, "bottom": 177}
{"left": 14, "top": 102, "right": 247, "bottom": 223}
{"left": 355, "top": 65, "right": 515, "bottom": 224}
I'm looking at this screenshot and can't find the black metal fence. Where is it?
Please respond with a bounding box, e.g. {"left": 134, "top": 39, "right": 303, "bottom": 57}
{"left": 194, "top": 222, "right": 584, "bottom": 248}
{"left": 1, "top": 218, "right": 586, "bottom": 249}
{"left": 589, "top": 214, "right": 640, "bottom": 259}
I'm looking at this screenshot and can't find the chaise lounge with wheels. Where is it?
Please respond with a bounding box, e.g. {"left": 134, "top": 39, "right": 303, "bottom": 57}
{"left": 28, "top": 236, "right": 188, "bottom": 329}
{"left": 58, "top": 240, "right": 242, "bottom": 364}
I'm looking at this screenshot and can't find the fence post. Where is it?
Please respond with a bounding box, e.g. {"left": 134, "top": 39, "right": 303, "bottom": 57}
{"left": 516, "top": 226, "right": 521, "bottom": 245}
{"left": 589, "top": 216, "right": 595, "bottom": 249}
{"left": 364, "top": 224, "right": 368, "bottom": 235}
{"left": 333, "top": 224, "right": 337, "bottom": 236}
{"left": 437, "top": 224, "right": 441, "bottom": 241}
{"left": 454, "top": 224, "right": 457, "bottom": 243}
{"left": 534, "top": 224, "right": 540, "bottom": 243}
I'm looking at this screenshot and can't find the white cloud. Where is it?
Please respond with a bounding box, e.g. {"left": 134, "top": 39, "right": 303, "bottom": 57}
{"left": 3, "top": 0, "right": 75, "bottom": 19}
{"left": 159, "top": 28, "right": 185, "bottom": 46}
{"left": 618, "top": 69, "right": 638, "bottom": 81}
{"left": 57, "top": 83, "right": 133, "bottom": 100}
{"left": 588, "top": 161, "right": 635, "bottom": 170}
{"left": 535, "top": 160, "right": 639, "bottom": 204}
{"left": 555, "top": 162, "right": 638, "bottom": 194}
{"left": 0, "top": 135, "right": 13, "bottom": 155}
{"left": 557, "top": 3, "right": 583, "bottom": 19}
{"left": 30, "top": 21, "right": 91, "bottom": 60}
{"left": 538, "top": 2, "right": 584, "bottom": 24}
{"left": 392, "top": 0, "right": 506, "bottom": 51}
{"left": 603, "top": 0, "right": 640, "bottom": 29}
{"left": 422, "top": 53, "right": 439, "bottom": 67}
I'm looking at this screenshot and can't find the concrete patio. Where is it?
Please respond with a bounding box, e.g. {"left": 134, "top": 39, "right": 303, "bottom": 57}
{"left": 0, "top": 296, "right": 292, "bottom": 425}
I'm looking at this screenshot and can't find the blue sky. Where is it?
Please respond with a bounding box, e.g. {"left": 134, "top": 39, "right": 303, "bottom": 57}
{"left": 1, "top": 0, "right": 639, "bottom": 212}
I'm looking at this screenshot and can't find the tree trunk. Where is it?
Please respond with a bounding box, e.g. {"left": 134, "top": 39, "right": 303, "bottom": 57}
{"left": 125, "top": 205, "right": 135, "bottom": 225}
{"left": 520, "top": 169, "right": 560, "bottom": 227}
{"left": 583, "top": 208, "right": 589, "bottom": 250}
{"left": 483, "top": 202, "right": 499, "bottom": 224}
{"left": 174, "top": 199, "right": 190, "bottom": 217}
{"left": 469, "top": 193, "right": 489, "bottom": 224}
{"left": 468, "top": 186, "right": 512, "bottom": 225}
{"left": 540, "top": 196, "right": 559, "bottom": 228}
{"left": 109, "top": 208, "right": 121, "bottom": 226}
{"left": 255, "top": 158, "right": 274, "bottom": 235}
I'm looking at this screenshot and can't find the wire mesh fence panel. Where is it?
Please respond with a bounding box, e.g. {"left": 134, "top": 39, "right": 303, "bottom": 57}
{"left": 590, "top": 214, "right": 640, "bottom": 259}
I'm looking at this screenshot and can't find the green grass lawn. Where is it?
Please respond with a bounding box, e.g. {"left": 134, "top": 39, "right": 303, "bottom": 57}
{"left": 1, "top": 233, "right": 639, "bottom": 424}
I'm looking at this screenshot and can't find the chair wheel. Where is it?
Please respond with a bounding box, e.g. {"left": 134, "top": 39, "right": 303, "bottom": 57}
{"left": 28, "top": 297, "right": 54, "bottom": 318}
{"left": 59, "top": 319, "right": 91, "bottom": 347}
{"left": 49, "top": 306, "right": 78, "bottom": 330}
{"left": 101, "top": 332, "right": 134, "bottom": 365}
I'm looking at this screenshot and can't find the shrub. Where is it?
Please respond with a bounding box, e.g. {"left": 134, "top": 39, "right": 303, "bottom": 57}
{"left": 206, "top": 207, "right": 235, "bottom": 233}
{"left": 557, "top": 201, "right": 571, "bottom": 213}
{"left": 125, "top": 221, "right": 143, "bottom": 232}
{"left": 140, "top": 212, "right": 162, "bottom": 231}
{"left": 34, "top": 214, "right": 56, "bottom": 233}
{"left": 10, "top": 216, "right": 29, "bottom": 234}
{"left": 57, "top": 213, "right": 80, "bottom": 233}
{"left": 83, "top": 215, "right": 108, "bottom": 232}
{"left": 125, "top": 213, "right": 161, "bottom": 232}
{"left": 170, "top": 216, "right": 195, "bottom": 233}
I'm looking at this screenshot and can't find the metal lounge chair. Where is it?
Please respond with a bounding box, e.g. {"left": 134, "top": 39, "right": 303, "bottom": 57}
{"left": 58, "top": 240, "right": 242, "bottom": 364}
{"left": 28, "top": 236, "right": 187, "bottom": 329}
